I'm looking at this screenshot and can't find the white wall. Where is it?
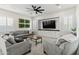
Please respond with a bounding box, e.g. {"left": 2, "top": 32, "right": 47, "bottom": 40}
{"left": 76, "top": 5, "right": 79, "bottom": 40}
{"left": 32, "top": 7, "right": 76, "bottom": 37}
{"left": 0, "top": 8, "right": 32, "bottom": 33}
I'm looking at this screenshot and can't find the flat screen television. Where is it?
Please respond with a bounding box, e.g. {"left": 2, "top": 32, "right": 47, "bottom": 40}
{"left": 42, "top": 20, "right": 56, "bottom": 29}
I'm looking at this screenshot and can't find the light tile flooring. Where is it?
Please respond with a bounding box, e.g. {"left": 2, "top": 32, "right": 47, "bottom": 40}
{"left": 27, "top": 39, "right": 45, "bottom": 55}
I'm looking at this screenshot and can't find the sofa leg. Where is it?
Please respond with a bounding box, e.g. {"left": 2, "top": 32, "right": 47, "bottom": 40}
{"left": 22, "top": 50, "right": 31, "bottom": 55}
{"left": 43, "top": 50, "right": 47, "bottom": 55}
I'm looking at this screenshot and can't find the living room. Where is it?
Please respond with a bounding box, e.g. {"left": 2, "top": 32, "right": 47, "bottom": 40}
{"left": 0, "top": 4, "right": 79, "bottom": 55}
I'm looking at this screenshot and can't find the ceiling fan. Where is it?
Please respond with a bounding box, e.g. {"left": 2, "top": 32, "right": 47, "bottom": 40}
{"left": 26, "top": 5, "right": 45, "bottom": 14}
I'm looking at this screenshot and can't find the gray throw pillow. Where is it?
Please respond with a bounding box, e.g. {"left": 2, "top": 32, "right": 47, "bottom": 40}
{"left": 5, "top": 41, "right": 12, "bottom": 47}
{"left": 56, "top": 39, "right": 68, "bottom": 47}
{"left": 7, "top": 37, "right": 16, "bottom": 44}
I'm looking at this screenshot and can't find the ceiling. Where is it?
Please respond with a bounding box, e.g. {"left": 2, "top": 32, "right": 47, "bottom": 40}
{"left": 0, "top": 4, "right": 76, "bottom": 17}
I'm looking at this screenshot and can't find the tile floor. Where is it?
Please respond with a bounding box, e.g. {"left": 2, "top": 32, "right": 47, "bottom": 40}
{"left": 27, "top": 39, "right": 45, "bottom": 55}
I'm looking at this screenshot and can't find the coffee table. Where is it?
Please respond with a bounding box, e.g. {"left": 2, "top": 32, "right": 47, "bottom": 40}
{"left": 28, "top": 35, "right": 42, "bottom": 45}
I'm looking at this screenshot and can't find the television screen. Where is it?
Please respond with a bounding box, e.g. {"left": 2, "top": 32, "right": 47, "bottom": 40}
{"left": 42, "top": 20, "right": 56, "bottom": 29}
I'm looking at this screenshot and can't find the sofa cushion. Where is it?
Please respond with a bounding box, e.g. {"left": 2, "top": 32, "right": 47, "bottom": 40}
{"left": 23, "top": 30, "right": 29, "bottom": 34}
{"left": 15, "top": 38, "right": 24, "bottom": 43}
{"left": 11, "top": 30, "right": 29, "bottom": 36}
{"left": 7, "top": 37, "right": 16, "bottom": 44}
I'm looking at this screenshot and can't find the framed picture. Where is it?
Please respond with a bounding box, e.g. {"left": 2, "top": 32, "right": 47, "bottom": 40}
{"left": 19, "top": 19, "right": 24, "bottom": 23}
{"left": 19, "top": 18, "right": 30, "bottom": 28}
{"left": 19, "top": 24, "right": 25, "bottom": 28}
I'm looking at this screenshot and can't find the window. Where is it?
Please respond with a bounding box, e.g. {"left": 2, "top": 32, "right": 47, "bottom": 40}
{"left": 0, "top": 15, "right": 14, "bottom": 33}
{"left": 0, "top": 16, "right": 6, "bottom": 26}
{"left": 63, "top": 15, "right": 73, "bottom": 31}
{"left": 0, "top": 16, "right": 6, "bottom": 33}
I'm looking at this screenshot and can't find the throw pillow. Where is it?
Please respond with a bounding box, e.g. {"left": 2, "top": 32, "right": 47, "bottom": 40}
{"left": 7, "top": 37, "right": 16, "bottom": 44}
{"left": 2, "top": 34, "right": 16, "bottom": 44}
{"left": 5, "top": 41, "right": 12, "bottom": 47}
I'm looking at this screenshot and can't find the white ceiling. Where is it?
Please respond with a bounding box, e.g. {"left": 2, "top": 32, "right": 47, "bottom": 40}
{"left": 0, "top": 4, "right": 76, "bottom": 17}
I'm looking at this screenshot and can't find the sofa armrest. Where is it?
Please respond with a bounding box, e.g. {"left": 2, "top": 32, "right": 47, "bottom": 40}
{"left": 7, "top": 40, "right": 31, "bottom": 55}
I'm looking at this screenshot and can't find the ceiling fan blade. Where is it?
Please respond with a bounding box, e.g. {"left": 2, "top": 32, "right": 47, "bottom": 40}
{"left": 32, "top": 5, "right": 34, "bottom": 8}
{"left": 38, "top": 11, "right": 42, "bottom": 13}
{"left": 38, "top": 9, "right": 44, "bottom": 11}
{"left": 36, "top": 11, "right": 38, "bottom": 14}
{"left": 26, "top": 8, "right": 33, "bottom": 11}
{"left": 37, "top": 6, "right": 41, "bottom": 9}
{"left": 32, "top": 5, "right": 36, "bottom": 9}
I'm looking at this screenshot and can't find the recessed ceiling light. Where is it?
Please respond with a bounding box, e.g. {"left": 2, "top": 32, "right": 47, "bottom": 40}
{"left": 56, "top": 4, "right": 62, "bottom": 8}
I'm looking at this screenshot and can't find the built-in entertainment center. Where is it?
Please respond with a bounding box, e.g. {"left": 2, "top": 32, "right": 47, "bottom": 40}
{"left": 38, "top": 17, "right": 60, "bottom": 31}
{"left": 42, "top": 20, "right": 56, "bottom": 29}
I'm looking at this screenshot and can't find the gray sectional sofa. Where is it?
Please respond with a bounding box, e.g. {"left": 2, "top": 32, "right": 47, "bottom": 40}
{"left": 10, "top": 30, "right": 29, "bottom": 43}
{"left": 5, "top": 30, "right": 31, "bottom": 55}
